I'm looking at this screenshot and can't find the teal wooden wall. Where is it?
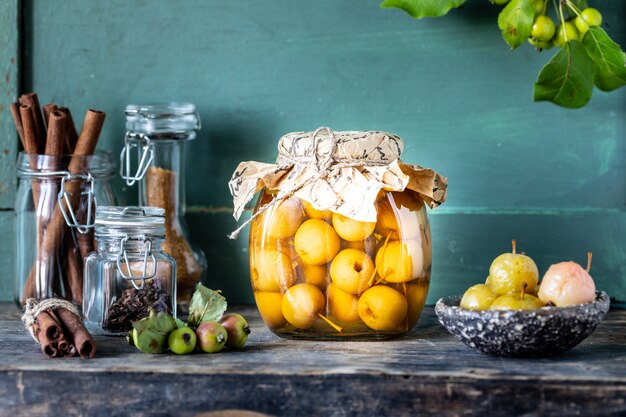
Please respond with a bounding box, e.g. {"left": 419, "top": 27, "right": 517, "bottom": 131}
{"left": 1, "top": 0, "right": 625, "bottom": 305}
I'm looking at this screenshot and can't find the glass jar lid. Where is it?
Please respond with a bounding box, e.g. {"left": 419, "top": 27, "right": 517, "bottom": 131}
{"left": 95, "top": 206, "right": 165, "bottom": 239}
{"left": 125, "top": 103, "right": 200, "bottom": 140}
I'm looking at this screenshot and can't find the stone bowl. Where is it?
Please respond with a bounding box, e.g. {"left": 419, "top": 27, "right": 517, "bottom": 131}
{"left": 434, "top": 291, "right": 610, "bottom": 358}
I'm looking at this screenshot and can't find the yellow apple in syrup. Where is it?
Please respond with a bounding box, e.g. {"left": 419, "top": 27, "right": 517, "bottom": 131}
{"left": 281, "top": 283, "right": 326, "bottom": 329}
{"left": 375, "top": 240, "right": 423, "bottom": 283}
{"left": 261, "top": 197, "right": 305, "bottom": 239}
{"left": 250, "top": 248, "right": 295, "bottom": 292}
{"left": 302, "top": 264, "right": 329, "bottom": 291}
{"left": 327, "top": 282, "right": 360, "bottom": 322}
{"left": 357, "top": 285, "right": 407, "bottom": 331}
{"left": 294, "top": 219, "right": 341, "bottom": 265}
{"left": 329, "top": 248, "right": 375, "bottom": 295}
{"left": 331, "top": 213, "right": 376, "bottom": 242}
{"left": 254, "top": 291, "right": 287, "bottom": 329}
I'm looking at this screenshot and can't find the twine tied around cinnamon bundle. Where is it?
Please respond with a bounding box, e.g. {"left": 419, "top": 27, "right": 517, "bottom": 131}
{"left": 22, "top": 298, "right": 81, "bottom": 341}
{"left": 22, "top": 297, "right": 96, "bottom": 358}
{"left": 227, "top": 127, "right": 448, "bottom": 239}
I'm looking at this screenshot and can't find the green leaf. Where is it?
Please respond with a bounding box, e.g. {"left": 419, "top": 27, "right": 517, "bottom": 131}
{"left": 380, "top": 0, "right": 466, "bottom": 19}
{"left": 132, "top": 311, "right": 177, "bottom": 335}
{"left": 174, "top": 317, "right": 187, "bottom": 329}
{"left": 534, "top": 41, "right": 596, "bottom": 108}
{"left": 497, "top": 0, "right": 535, "bottom": 49}
{"left": 187, "top": 284, "right": 228, "bottom": 327}
{"left": 582, "top": 27, "right": 626, "bottom": 92}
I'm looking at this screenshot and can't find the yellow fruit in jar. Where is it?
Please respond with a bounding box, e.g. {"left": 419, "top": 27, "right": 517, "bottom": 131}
{"left": 331, "top": 213, "right": 376, "bottom": 242}
{"left": 386, "top": 282, "right": 428, "bottom": 331}
{"left": 294, "top": 219, "right": 340, "bottom": 265}
{"left": 329, "top": 248, "right": 375, "bottom": 295}
{"left": 302, "top": 264, "right": 328, "bottom": 291}
{"left": 261, "top": 197, "right": 305, "bottom": 239}
{"left": 254, "top": 291, "right": 286, "bottom": 329}
{"left": 327, "top": 283, "right": 360, "bottom": 322}
{"left": 250, "top": 248, "right": 295, "bottom": 292}
{"left": 281, "top": 283, "right": 325, "bottom": 329}
{"left": 342, "top": 234, "right": 377, "bottom": 253}
{"left": 357, "top": 285, "right": 407, "bottom": 331}
{"left": 375, "top": 191, "right": 423, "bottom": 240}
{"left": 404, "top": 282, "right": 428, "bottom": 329}
{"left": 302, "top": 199, "right": 332, "bottom": 221}
{"left": 375, "top": 240, "right": 423, "bottom": 283}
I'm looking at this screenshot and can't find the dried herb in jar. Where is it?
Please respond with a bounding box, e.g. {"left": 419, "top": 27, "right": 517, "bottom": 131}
{"left": 103, "top": 279, "right": 172, "bottom": 333}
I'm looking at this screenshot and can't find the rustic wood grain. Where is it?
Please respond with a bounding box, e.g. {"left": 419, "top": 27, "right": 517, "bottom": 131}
{"left": 0, "top": 302, "right": 625, "bottom": 416}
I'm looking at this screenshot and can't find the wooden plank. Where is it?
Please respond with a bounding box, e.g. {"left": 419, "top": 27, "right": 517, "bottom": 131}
{"left": 0, "top": 0, "right": 19, "bottom": 208}
{"left": 0, "top": 303, "right": 624, "bottom": 416}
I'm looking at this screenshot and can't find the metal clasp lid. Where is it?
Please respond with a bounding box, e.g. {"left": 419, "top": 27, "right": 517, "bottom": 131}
{"left": 58, "top": 172, "right": 95, "bottom": 234}
{"left": 120, "top": 132, "right": 154, "bottom": 186}
{"left": 116, "top": 234, "right": 157, "bottom": 290}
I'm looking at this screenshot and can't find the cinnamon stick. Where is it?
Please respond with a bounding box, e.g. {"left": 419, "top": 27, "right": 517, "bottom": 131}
{"left": 34, "top": 311, "right": 62, "bottom": 357}
{"left": 56, "top": 308, "right": 96, "bottom": 358}
{"left": 36, "top": 310, "right": 62, "bottom": 340}
{"left": 58, "top": 107, "right": 79, "bottom": 154}
{"left": 19, "top": 104, "right": 40, "bottom": 154}
{"left": 64, "top": 231, "right": 84, "bottom": 305}
{"left": 42, "top": 103, "right": 58, "bottom": 127}
{"left": 45, "top": 110, "right": 66, "bottom": 156}
{"left": 75, "top": 110, "right": 105, "bottom": 156}
{"left": 9, "top": 102, "right": 25, "bottom": 146}
{"left": 19, "top": 93, "right": 46, "bottom": 153}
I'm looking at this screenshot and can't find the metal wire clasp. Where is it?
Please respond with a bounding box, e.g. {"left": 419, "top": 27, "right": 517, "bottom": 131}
{"left": 120, "top": 132, "right": 154, "bottom": 186}
{"left": 58, "top": 172, "right": 95, "bottom": 234}
{"left": 116, "top": 235, "right": 157, "bottom": 290}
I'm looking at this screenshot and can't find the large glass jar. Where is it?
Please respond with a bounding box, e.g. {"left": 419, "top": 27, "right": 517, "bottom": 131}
{"left": 230, "top": 128, "right": 447, "bottom": 340}
{"left": 14, "top": 151, "right": 116, "bottom": 307}
{"left": 83, "top": 206, "right": 176, "bottom": 335}
{"left": 250, "top": 190, "right": 431, "bottom": 340}
{"left": 121, "top": 103, "right": 206, "bottom": 312}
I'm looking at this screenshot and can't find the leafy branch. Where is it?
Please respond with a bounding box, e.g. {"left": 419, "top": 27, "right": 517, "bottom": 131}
{"left": 380, "top": 0, "right": 626, "bottom": 109}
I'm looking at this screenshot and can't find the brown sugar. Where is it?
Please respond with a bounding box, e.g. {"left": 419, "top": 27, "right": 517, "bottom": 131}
{"left": 145, "top": 166, "right": 203, "bottom": 305}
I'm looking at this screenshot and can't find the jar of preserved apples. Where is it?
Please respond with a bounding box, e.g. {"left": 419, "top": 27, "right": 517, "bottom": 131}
{"left": 229, "top": 128, "right": 447, "bottom": 340}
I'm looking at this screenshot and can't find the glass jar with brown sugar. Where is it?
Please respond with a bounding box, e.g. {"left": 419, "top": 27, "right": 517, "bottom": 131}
{"left": 121, "top": 103, "right": 206, "bottom": 312}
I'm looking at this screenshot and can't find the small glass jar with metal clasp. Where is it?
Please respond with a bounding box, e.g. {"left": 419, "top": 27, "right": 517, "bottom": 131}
{"left": 83, "top": 206, "right": 176, "bottom": 335}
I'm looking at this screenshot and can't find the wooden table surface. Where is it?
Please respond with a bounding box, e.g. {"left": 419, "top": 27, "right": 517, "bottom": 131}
{"left": 1, "top": 302, "right": 625, "bottom": 417}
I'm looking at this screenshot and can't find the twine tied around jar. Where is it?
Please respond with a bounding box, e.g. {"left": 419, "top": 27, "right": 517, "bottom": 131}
{"left": 22, "top": 297, "right": 81, "bottom": 343}
{"left": 228, "top": 127, "right": 448, "bottom": 239}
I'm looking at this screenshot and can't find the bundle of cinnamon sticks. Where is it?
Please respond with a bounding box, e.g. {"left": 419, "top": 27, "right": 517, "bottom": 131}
{"left": 32, "top": 305, "right": 96, "bottom": 358}
{"left": 10, "top": 92, "right": 106, "bottom": 306}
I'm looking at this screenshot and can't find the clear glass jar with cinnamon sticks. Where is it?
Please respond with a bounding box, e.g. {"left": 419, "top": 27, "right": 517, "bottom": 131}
{"left": 11, "top": 94, "right": 113, "bottom": 308}
{"left": 82, "top": 206, "right": 176, "bottom": 335}
{"left": 15, "top": 152, "right": 116, "bottom": 306}
{"left": 121, "top": 103, "right": 206, "bottom": 312}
